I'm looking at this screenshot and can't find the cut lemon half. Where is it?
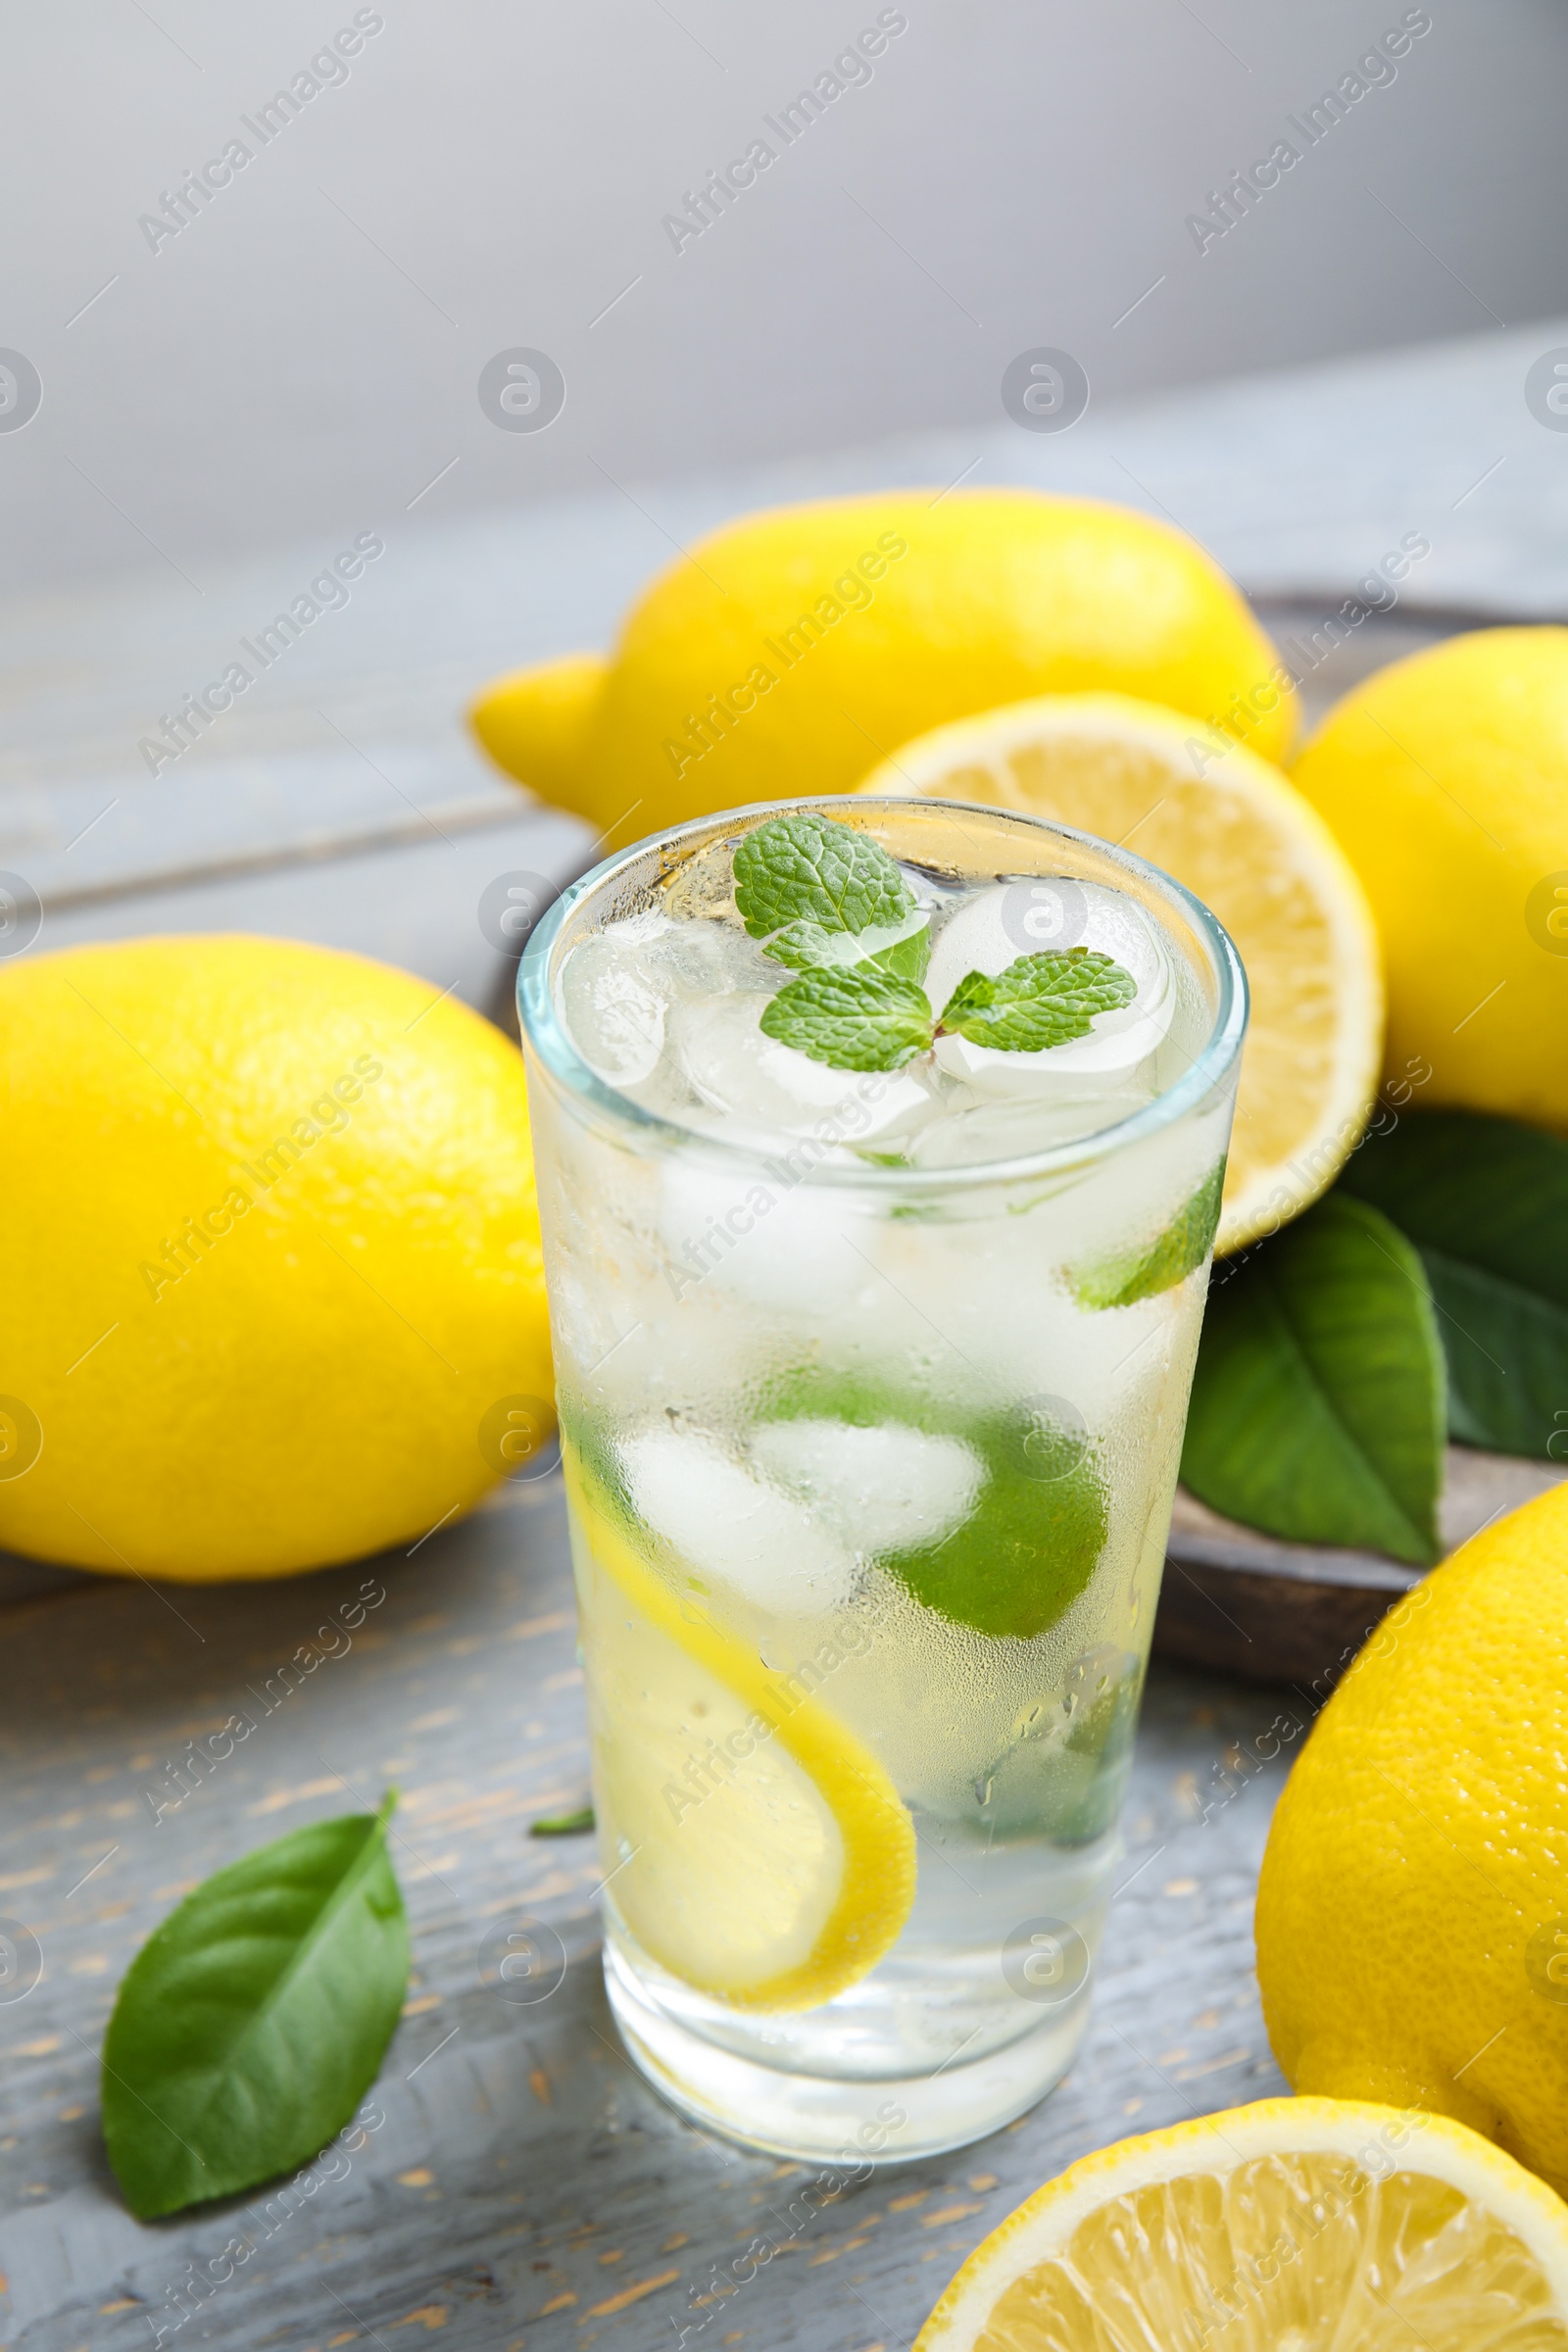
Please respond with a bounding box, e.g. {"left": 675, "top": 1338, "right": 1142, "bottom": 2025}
{"left": 858, "top": 694, "right": 1384, "bottom": 1252}
{"left": 916, "top": 2097, "right": 1568, "bottom": 2350}
{"left": 564, "top": 1446, "right": 915, "bottom": 2012}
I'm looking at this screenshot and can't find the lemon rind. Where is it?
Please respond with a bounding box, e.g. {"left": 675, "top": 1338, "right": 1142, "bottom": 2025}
{"left": 564, "top": 1446, "right": 916, "bottom": 2012}
{"left": 914, "top": 2094, "right": 1568, "bottom": 2349}
{"left": 856, "top": 691, "right": 1384, "bottom": 1255}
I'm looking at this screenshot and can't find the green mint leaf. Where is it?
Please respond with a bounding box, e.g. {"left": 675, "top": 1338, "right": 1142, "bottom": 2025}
{"left": 734, "top": 812, "right": 914, "bottom": 942}
{"left": 762, "top": 905, "right": 931, "bottom": 982}
{"left": 1180, "top": 1195, "right": 1446, "bottom": 1565}
{"left": 760, "top": 962, "right": 934, "bottom": 1073}
{"left": 530, "top": 1804, "right": 595, "bottom": 1837}
{"left": 1337, "top": 1108, "right": 1568, "bottom": 1460}
{"left": 1074, "top": 1161, "right": 1226, "bottom": 1309}
{"left": 760, "top": 918, "right": 841, "bottom": 970}
{"left": 869, "top": 916, "right": 932, "bottom": 985}
{"left": 102, "top": 1793, "right": 408, "bottom": 2218}
{"left": 939, "top": 950, "right": 1137, "bottom": 1054}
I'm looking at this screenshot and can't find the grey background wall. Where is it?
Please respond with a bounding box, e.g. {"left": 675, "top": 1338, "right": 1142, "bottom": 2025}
{"left": 2, "top": 0, "right": 1563, "bottom": 595}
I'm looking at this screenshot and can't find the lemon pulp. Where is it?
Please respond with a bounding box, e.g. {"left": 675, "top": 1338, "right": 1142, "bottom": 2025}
{"left": 977, "top": 2155, "right": 1563, "bottom": 2348}
{"left": 564, "top": 1447, "right": 915, "bottom": 2012}
{"left": 857, "top": 691, "right": 1383, "bottom": 1253}
{"left": 915, "top": 2101, "right": 1568, "bottom": 2351}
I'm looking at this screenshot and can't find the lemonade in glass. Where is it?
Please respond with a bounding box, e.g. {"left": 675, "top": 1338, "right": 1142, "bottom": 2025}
{"left": 518, "top": 797, "right": 1246, "bottom": 2162}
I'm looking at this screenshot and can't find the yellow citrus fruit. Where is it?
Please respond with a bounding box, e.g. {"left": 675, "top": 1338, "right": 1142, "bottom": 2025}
{"left": 468, "top": 491, "right": 1296, "bottom": 836}
{"left": 1291, "top": 625, "right": 1568, "bottom": 1131}
{"left": 564, "top": 1448, "right": 914, "bottom": 2011}
{"left": 0, "top": 936, "right": 552, "bottom": 1581}
{"left": 857, "top": 693, "right": 1383, "bottom": 1252}
{"left": 914, "top": 2096, "right": 1568, "bottom": 2349}
{"left": 1257, "top": 1480, "right": 1568, "bottom": 2195}
{"left": 469, "top": 650, "right": 607, "bottom": 811}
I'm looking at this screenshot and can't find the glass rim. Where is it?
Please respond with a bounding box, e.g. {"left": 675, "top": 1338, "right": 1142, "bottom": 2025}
{"left": 517, "top": 794, "right": 1249, "bottom": 1193}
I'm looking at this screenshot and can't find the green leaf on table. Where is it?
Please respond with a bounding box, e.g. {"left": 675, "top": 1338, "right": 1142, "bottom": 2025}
{"left": 761, "top": 904, "right": 932, "bottom": 984}
{"left": 1337, "top": 1108, "right": 1568, "bottom": 1460}
{"left": 1074, "top": 1160, "right": 1227, "bottom": 1310}
{"left": 938, "top": 950, "right": 1137, "bottom": 1054}
{"left": 102, "top": 1793, "right": 408, "bottom": 2219}
{"left": 733, "top": 812, "right": 914, "bottom": 942}
{"left": 760, "top": 962, "right": 935, "bottom": 1073}
{"left": 530, "top": 1804, "right": 595, "bottom": 1837}
{"left": 1180, "top": 1194, "right": 1446, "bottom": 1564}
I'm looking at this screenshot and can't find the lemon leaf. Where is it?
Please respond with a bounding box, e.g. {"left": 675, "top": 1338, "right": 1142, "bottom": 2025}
{"left": 733, "top": 811, "right": 913, "bottom": 940}
{"left": 938, "top": 950, "right": 1137, "bottom": 1054}
{"left": 760, "top": 963, "right": 934, "bottom": 1072}
{"left": 101, "top": 1794, "right": 408, "bottom": 2219}
{"left": 1337, "top": 1108, "right": 1568, "bottom": 1461}
{"left": 1180, "top": 1195, "right": 1446, "bottom": 1563}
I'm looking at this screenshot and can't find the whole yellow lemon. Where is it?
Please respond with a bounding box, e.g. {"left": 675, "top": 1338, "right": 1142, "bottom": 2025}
{"left": 470, "top": 491, "right": 1295, "bottom": 836}
{"left": 0, "top": 937, "right": 553, "bottom": 1581}
{"left": 1256, "top": 1480, "right": 1568, "bottom": 2195}
{"left": 1291, "top": 626, "right": 1568, "bottom": 1130}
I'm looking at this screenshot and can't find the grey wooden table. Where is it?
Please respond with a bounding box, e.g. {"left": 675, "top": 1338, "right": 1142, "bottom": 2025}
{"left": 3, "top": 326, "right": 1564, "bottom": 2351}
{"left": 0, "top": 1481, "right": 1301, "bottom": 2352}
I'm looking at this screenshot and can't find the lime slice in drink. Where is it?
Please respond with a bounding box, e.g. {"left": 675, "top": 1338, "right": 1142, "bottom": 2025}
{"left": 758, "top": 1369, "right": 1109, "bottom": 1642}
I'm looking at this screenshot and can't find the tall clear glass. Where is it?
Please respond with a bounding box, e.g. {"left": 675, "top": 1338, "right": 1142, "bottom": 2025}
{"left": 518, "top": 796, "right": 1247, "bottom": 2165}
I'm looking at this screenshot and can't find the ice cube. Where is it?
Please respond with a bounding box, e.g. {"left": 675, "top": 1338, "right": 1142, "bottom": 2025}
{"left": 924, "top": 881, "right": 1175, "bottom": 1100}
{"left": 671, "top": 993, "right": 939, "bottom": 1145}
{"left": 906, "top": 1086, "right": 1156, "bottom": 1168}
{"left": 557, "top": 914, "right": 782, "bottom": 1093}
{"left": 748, "top": 1418, "right": 982, "bottom": 1555}
{"left": 557, "top": 927, "right": 669, "bottom": 1086}
{"left": 643, "top": 915, "right": 778, "bottom": 998}
{"left": 656, "top": 1154, "right": 880, "bottom": 1321}
{"left": 617, "top": 1427, "right": 860, "bottom": 1612}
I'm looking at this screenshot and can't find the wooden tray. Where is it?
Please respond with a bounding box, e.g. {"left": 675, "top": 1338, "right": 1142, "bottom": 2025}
{"left": 1153, "top": 1447, "right": 1566, "bottom": 1688}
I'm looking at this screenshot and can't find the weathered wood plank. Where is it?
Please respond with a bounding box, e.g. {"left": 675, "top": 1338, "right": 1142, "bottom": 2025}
{"left": 0, "top": 1474, "right": 1295, "bottom": 2352}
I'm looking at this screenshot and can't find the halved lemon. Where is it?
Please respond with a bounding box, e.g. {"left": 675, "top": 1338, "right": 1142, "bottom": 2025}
{"left": 857, "top": 694, "right": 1384, "bottom": 1252}
{"left": 916, "top": 2097, "right": 1568, "bottom": 2349}
{"left": 564, "top": 1447, "right": 915, "bottom": 2011}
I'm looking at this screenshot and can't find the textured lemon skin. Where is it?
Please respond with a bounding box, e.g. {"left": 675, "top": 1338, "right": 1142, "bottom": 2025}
{"left": 0, "top": 936, "right": 552, "bottom": 1581}
{"left": 469, "top": 491, "right": 1294, "bottom": 833}
{"left": 914, "top": 2094, "right": 1568, "bottom": 2349}
{"left": 469, "top": 651, "right": 607, "bottom": 817}
{"left": 1291, "top": 626, "right": 1568, "bottom": 1130}
{"left": 1256, "top": 1481, "right": 1568, "bottom": 2195}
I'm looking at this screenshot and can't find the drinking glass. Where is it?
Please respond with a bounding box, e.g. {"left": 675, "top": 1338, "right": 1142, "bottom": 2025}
{"left": 518, "top": 796, "right": 1247, "bottom": 2164}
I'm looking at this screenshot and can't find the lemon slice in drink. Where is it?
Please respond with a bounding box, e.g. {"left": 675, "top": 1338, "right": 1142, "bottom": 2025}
{"left": 564, "top": 1448, "right": 915, "bottom": 2012}
{"left": 858, "top": 693, "right": 1383, "bottom": 1253}
{"left": 916, "top": 2097, "right": 1568, "bottom": 2349}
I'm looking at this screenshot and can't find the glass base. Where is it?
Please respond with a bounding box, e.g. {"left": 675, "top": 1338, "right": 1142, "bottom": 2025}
{"left": 603, "top": 1933, "right": 1094, "bottom": 2166}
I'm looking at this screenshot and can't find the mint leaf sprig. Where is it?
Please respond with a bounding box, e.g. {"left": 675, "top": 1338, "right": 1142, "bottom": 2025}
{"left": 734, "top": 812, "right": 932, "bottom": 983}
{"left": 760, "top": 948, "right": 1137, "bottom": 1074}
{"left": 734, "top": 814, "right": 1136, "bottom": 1073}
{"left": 734, "top": 811, "right": 915, "bottom": 943}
